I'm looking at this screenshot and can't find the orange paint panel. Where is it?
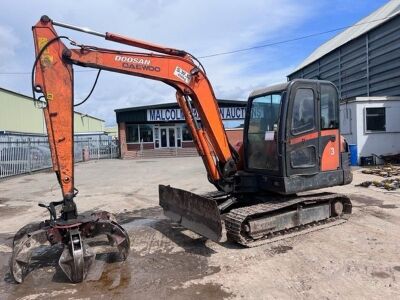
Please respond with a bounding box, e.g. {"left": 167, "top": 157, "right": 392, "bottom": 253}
{"left": 33, "top": 20, "right": 74, "bottom": 197}
{"left": 320, "top": 129, "right": 340, "bottom": 171}
{"left": 289, "top": 132, "right": 318, "bottom": 145}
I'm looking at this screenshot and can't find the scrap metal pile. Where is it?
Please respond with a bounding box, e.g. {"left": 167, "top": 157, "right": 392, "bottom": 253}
{"left": 357, "top": 165, "right": 400, "bottom": 190}
{"left": 361, "top": 165, "right": 400, "bottom": 177}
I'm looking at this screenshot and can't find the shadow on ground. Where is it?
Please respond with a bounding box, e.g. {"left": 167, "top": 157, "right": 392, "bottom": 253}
{"left": 0, "top": 206, "right": 234, "bottom": 299}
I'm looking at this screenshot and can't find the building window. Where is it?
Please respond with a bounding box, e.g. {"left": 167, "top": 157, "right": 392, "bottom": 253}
{"left": 320, "top": 84, "right": 339, "bottom": 129}
{"left": 126, "top": 124, "right": 139, "bottom": 143}
{"left": 182, "top": 124, "right": 193, "bottom": 141}
{"left": 365, "top": 107, "right": 385, "bottom": 132}
{"left": 126, "top": 124, "right": 154, "bottom": 143}
{"left": 291, "top": 88, "right": 315, "bottom": 135}
{"left": 139, "top": 124, "right": 153, "bottom": 142}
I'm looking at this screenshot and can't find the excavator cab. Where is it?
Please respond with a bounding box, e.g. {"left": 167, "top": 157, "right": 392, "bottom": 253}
{"left": 160, "top": 79, "right": 352, "bottom": 246}
{"left": 235, "top": 79, "right": 352, "bottom": 195}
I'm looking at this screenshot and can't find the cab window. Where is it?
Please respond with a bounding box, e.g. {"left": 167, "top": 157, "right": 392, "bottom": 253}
{"left": 247, "top": 93, "right": 282, "bottom": 171}
{"left": 320, "top": 84, "right": 339, "bottom": 129}
{"left": 291, "top": 88, "right": 315, "bottom": 135}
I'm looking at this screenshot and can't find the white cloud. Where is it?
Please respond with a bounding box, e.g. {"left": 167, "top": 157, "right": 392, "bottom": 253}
{"left": 0, "top": 0, "right": 316, "bottom": 125}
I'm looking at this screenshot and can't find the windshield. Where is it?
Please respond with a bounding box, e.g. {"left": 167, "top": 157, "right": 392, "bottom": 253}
{"left": 247, "top": 93, "right": 282, "bottom": 171}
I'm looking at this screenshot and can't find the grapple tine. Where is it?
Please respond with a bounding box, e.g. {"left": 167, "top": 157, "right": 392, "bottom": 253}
{"left": 59, "top": 214, "right": 130, "bottom": 283}
{"left": 159, "top": 185, "right": 222, "bottom": 242}
{"left": 10, "top": 226, "right": 50, "bottom": 283}
{"left": 59, "top": 229, "right": 95, "bottom": 283}
{"left": 87, "top": 218, "right": 131, "bottom": 260}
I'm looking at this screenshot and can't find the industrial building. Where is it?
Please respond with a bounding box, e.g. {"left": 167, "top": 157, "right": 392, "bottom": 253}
{"left": 288, "top": 1, "right": 400, "bottom": 163}
{"left": 0, "top": 87, "right": 117, "bottom": 179}
{"left": 115, "top": 100, "right": 246, "bottom": 158}
{"left": 0, "top": 87, "right": 105, "bottom": 135}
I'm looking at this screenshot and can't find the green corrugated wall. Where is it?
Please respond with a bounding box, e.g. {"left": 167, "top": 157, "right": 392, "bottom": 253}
{"left": 74, "top": 112, "right": 105, "bottom": 133}
{"left": 0, "top": 88, "right": 104, "bottom": 134}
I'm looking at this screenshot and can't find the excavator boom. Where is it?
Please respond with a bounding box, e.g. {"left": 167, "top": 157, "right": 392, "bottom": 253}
{"left": 11, "top": 15, "right": 238, "bottom": 284}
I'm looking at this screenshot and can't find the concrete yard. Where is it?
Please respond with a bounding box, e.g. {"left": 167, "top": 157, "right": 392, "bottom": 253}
{"left": 0, "top": 157, "right": 399, "bottom": 299}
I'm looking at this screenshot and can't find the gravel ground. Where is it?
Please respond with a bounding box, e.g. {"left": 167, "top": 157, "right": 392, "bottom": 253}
{"left": 0, "top": 157, "right": 399, "bottom": 299}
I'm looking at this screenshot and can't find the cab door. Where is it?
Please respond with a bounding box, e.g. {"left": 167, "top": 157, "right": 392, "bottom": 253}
{"left": 319, "top": 82, "right": 340, "bottom": 171}
{"left": 286, "top": 82, "right": 319, "bottom": 176}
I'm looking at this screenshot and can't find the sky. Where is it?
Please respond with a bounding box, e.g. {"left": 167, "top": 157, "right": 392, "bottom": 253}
{"left": 0, "top": 0, "right": 390, "bottom": 126}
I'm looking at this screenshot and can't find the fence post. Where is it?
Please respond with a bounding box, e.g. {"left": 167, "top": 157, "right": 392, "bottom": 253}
{"left": 140, "top": 139, "right": 143, "bottom": 159}
{"left": 27, "top": 138, "right": 32, "bottom": 173}
{"left": 97, "top": 137, "right": 100, "bottom": 160}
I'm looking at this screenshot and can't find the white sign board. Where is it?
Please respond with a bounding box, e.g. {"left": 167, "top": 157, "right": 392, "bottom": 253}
{"left": 147, "top": 107, "right": 246, "bottom": 122}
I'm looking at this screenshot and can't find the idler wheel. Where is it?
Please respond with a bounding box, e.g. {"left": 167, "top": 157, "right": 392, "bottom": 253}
{"left": 331, "top": 200, "right": 344, "bottom": 216}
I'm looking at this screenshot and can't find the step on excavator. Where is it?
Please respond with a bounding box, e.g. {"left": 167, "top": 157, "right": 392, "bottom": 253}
{"left": 10, "top": 16, "right": 353, "bottom": 283}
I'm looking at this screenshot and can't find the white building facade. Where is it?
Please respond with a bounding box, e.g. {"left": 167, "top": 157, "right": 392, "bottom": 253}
{"left": 340, "top": 96, "right": 400, "bottom": 163}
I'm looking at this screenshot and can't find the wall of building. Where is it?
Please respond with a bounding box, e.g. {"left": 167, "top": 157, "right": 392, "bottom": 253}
{"left": 356, "top": 99, "right": 400, "bottom": 159}
{"left": 339, "top": 102, "right": 357, "bottom": 145}
{"left": 74, "top": 112, "right": 105, "bottom": 133}
{"left": 116, "top": 100, "right": 247, "bottom": 158}
{"left": 105, "top": 126, "right": 118, "bottom": 138}
{"left": 226, "top": 129, "right": 243, "bottom": 147}
{"left": 118, "top": 120, "right": 243, "bottom": 159}
{"left": 289, "top": 15, "right": 400, "bottom": 99}
{"left": 0, "top": 88, "right": 46, "bottom": 134}
{"left": 340, "top": 98, "right": 400, "bottom": 161}
{"left": 118, "top": 122, "right": 128, "bottom": 157}
{"left": 0, "top": 88, "right": 105, "bottom": 135}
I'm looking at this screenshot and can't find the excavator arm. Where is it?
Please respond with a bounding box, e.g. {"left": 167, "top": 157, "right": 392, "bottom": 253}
{"left": 32, "top": 16, "right": 237, "bottom": 201}
{"left": 10, "top": 16, "right": 239, "bottom": 284}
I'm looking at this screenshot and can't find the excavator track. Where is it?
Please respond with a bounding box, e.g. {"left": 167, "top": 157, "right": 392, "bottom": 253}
{"left": 224, "top": 193, "right": 352, "bottom": 247}
{"left": 160, "top": 185, "right": 352, "bottom": 247}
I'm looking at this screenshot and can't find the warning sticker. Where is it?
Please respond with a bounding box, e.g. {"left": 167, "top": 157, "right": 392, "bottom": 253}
{"left": 38, "top": 37, "right": 53, "bottom": 66}
{"left": 174, "top": 66, "right": 191, "bottom": 84}
{"left": 38, "top": 37, "right": 49, "bottom": 52}
{"left": 46, "top": 92, "right": 54, "bottom": 101}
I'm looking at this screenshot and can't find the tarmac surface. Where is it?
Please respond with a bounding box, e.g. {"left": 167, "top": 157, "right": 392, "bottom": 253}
{"left": 0, "top": 157, "right": 399, "bottom": 299}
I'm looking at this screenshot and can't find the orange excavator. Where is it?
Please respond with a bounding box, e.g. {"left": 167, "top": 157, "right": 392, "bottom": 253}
{"left": 10, "top": 16, "right": 353, "bottom": 283}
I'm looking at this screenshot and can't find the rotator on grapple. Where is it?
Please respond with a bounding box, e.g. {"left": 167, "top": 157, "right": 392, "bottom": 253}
{"left": 12, "top": 15, "right": 353, "bottom": 283}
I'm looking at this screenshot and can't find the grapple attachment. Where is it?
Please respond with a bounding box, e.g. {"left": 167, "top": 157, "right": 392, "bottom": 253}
{"left": 10, "top": 210, "right": 130, "bottom": 284}
{"left": 159, "top": 185, "right": 223, "bottom": 241}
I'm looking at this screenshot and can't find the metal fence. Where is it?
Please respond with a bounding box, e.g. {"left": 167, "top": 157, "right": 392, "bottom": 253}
{"left": 0, "top": 134, "right": 119, "bottom": 179}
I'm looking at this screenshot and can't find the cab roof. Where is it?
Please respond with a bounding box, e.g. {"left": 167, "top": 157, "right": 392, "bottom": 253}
{"left": 249, "top": 79, "right": 335, "bottom": 98}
